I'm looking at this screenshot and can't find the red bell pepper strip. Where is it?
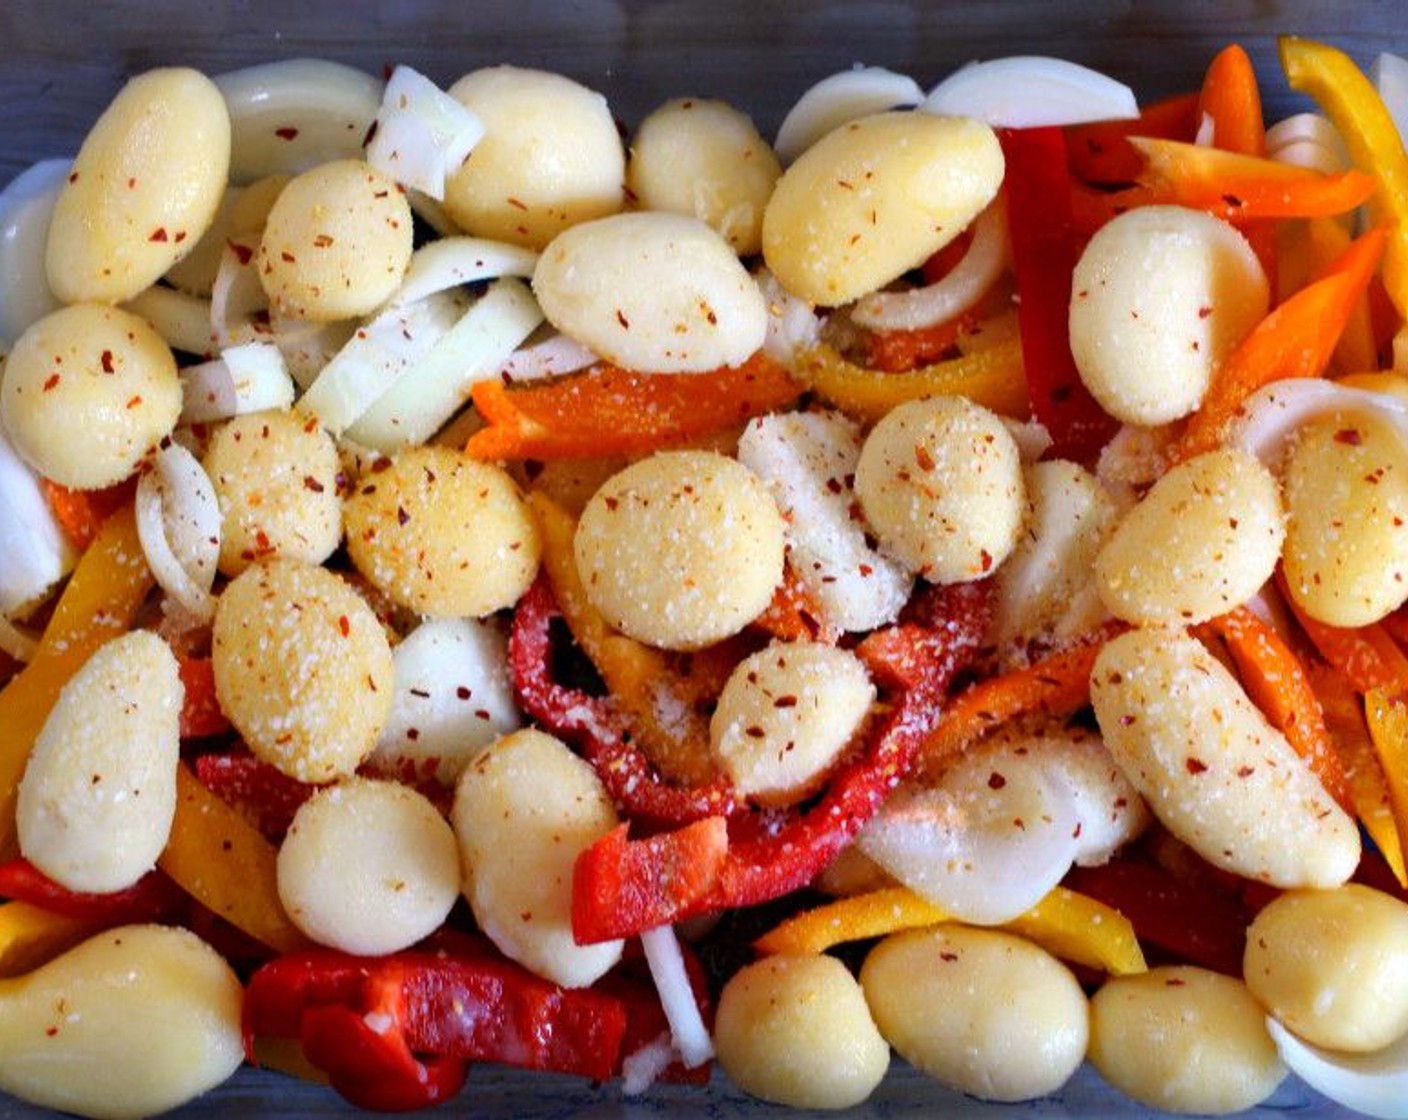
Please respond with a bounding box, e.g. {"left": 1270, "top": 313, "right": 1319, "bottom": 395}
{"left": 571, "top": 582, "right": 991, "bottom": 943}
{"left": 192, "top": 749, "right": 318, "bottom": 842}
{"left": 1000, "top": 127, "right": 1120, "bottom": 463}
{"left": 0, "top": 858, "right": 185, "bottom": 923}
{"left": 177, "top": 655, "right": 231, "bottom": 740}
{"left": 509, "top": 576, "right": 740, "bottom": 828}
{"left": 1066, "top": 91, "right": 1202, "bottom": 184}
{"left": 40, "top": 477, "right": 136, "bottom": 551}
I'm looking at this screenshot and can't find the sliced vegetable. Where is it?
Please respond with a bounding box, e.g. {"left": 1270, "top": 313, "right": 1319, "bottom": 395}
{"left": 0, "top": 859, "right": 183, "bottom": 924}
{"left": 1283, "top": 584, "right": 1408, "bottom": 694}
{"left": 134, "top": 442, "right": 221, "bottom": 622}
{"left": 468, "top": 351, "right": 802, "bottom": 461}
{"left": 383, "top": 236, "right": 538, "bottom": 310}
{"left": 0, "top": 901, "right": 103, "bottom": 978}
{"left": 365, "top": 65, "right": 485, "bottom": 201}
{"left": 0, "top": 428, "right": 76, "bottom": 616}
{"left": 1267, "top": 1013, "right": 1408, "bottom": 1120}
{"left": 179, "top": 340, "right": 295, "bottom": 424}
{"left": 1365, "top": 689, "right": 1408, "bottom": 888}
{"left": 0, "top": 159, "right": 67, "bottom": 344}
{"left": 124, "top": 284, "right": 217, "bottom": 357}
{"left": 178, "top": 656, "right": 230, "bottom": 740}
{"left": 191, "top": 750, "right": 315, "bottom": 843}
{"left": 1065, "top": 91, "right": 1201, "bottom": 184}
{"left": 922, "top": 57, "right": 1137, "bottom": 128}
{"left": 773, "top": 66, "right": 924, "bottom": 164}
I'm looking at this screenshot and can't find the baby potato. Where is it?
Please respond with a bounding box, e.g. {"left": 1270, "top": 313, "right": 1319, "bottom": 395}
{"left": 1089, "top": 966, "right": 1286, "bottom": 1115}
{"left": 1, "top": 303, "right": 181, "bottom": 488}
{"left": 46, "top": 68, "right": 231, "bottom": 305}
{"left": 710, "top": 640, "right": 875, "bottom": 805}
{"left": 212, "top": 558, "right": 394, "bottom": 783}
{"left": 203, "top": 408, "right": 342, "bottom": 577}
{"left": 1244, "top": 884, "right": 1408, "bottom": 1052}
{"left": 762, "top": 111, "right": 1003, "bottom": 306}
{"left": 343, "top": 445, "right": 540, "bottom": 619}
{"left": 574, "top": 450, "right": 785, "bottom": 650}
{"left": 1091, "top": 627, "right": 1359, "bottom": 888}
{"left": 1070, "top": 205, "right": 1268, "bottom": 425}
{"left": 451, "top": 729, "right": 623, "bottom": 988}
{"left": 1094, "top": 447, "right": 1284, "bottom": 626}
{"left": 277, "top": 777, "right": 460, "bottom": 956}
{"left": 861, "top": 925, "right": 1088, "bottom": 1103}
{"left": 714, "top": 953, "right": 889, "bottom": 1110}
{"left": 627, "top": 97, "right": 782, "bottom": 255}
{"left": 257, "top": 159, "right": 413, "bottom": 321}
{"left": 854, "top": 395, "right": 1024, "bottom": 584}
{"left": 532, "top": 211, "right": 768, "bottom": 373}
{"left": 444, "top": 65, "right": 625, "bottom": 249}
{"left": 1282, "top": 411, "right": 1408, "bottom": 626}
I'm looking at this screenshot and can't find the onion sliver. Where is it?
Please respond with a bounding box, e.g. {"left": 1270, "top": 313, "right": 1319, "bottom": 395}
{"left": 1267, "top": 1015, "right": 1408, "bottom": 1120}
{"left": 0, "top": 158, "right": 68, "bottom": 344}
{"left": 496, "top": 328, "right": 597, "bottom": 384}
{"left": 347, "top": 278, "right": 543, "bottom": 451}
{"left": 125, "top": 286, "right": 217, "bottom": 358}
{"left": 210, "top": 236, "right": 269, "bottom": 348}
{"left": 215, "top": 59, "right": 384, "bottom": 184}
{"left": 134, "top": 443, "right": 221, "bottom": 622}
{"left": 640, "top": 924, "right": 714, "bottom": 1069}
{"left": 1374, "top": 52, "right": 1408, "bottom": 153}
{"left": 366, "top": 66, "right": 485, "bottom": 202}
{"left": 773, "top": 66, "right": 924, "bottom": 164}
{"left": 179, "top": 341, "right": 295, "bottom": 425}
{"left": 385, "top": 237, "right": 539, "bottom": 310}
{"left": 1228, "top": 378, "right": 1408, "bottom": 471}
{"left": 850, "top": 197, "right": 1009, "bottom": 331}
{"left": 922, "top": 56, "right": 1138, "bottom": 127}
{"left": 0, "top": 427, "right": 74, "bottom": 618}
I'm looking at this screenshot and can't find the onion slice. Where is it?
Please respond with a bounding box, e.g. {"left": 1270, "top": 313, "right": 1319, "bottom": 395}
{"left": 385, "top": 236, "right": 539, "bottom": 310}
{"left": 922, "top": 57, "right": 1138, "bottom": 128}
{"left": 124, "top": 286, "right": 217, "bottom": 358}
{"left": 1227, "top": 378, "right": 1408, "bottom": 471}
{"left": 774, "top": 66, "right": 924, "bottom": 164}
{"left": 0, "top": 158, "right": 68, "bottom": 344}
{"left": 214, "top": 59, "right": 384, "bottom": 184}
{"left": 346, "top": 278, "right": 543, "bottom": 450}
{"left": 639, "top": 924, "right": 714, "bottom": 1069}
{"left": 495, "top": 328, "right": 597, "bottom": 384}
{"left": 1267, "top": 1015, "right": 1408, "bottom": 1119}
{"left": 179, "top": 341, "right": 295, "bottom": 425}
{"left": 1374, "top": 52, "right": 1408, "bottom": 150}
{"left": 850, "top": 196, "right": 1009, "bottom": 331}
{"left": 134, "top": 443, "right": 221, "bottom": 622}
{"left": 366, "top": 66, "right": 485, "bottom": 201}
{"left": 210, "top": 236, "right": 269, "bottom": 348}
{"left": 0, "top": 427, "right": 75, "bottom": 619}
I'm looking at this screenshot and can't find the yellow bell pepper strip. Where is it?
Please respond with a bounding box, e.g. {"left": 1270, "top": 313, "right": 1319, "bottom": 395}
{"left": 792, "top": 337, "right": 1028, "bottom": 425}
{"left": 1130, "top": 138, "right": 1378, "bottom": 221}
{"left": 158, "top": 764, "right": 310, "bottom": 955}
{"left": 0, "top": 505, "right": 154, "bottom": 860}
{"left": 753, "top": 885, "right": 1145, "bottom": 976}
{"left": 465, "top": 352, "right": 801, "bottom": 461}
{"left": 1311, "top": 663, "right": 1407, "bottom": 886}
{"left": 1202, "top": 606, "right": 1353, "bottom": 813}
{"left": 1066, "top": 90, "right": 1202, "bottom": 184}
{"left": 0, "top": 901, "right": 106, "bottom": 978}
{"left": 1281, "top": 36, "right": 1408, "bottom": 367}
{"left": 528, "top": 490, "right": 719, "bottom": 788}
{"left": 1174, "top": 225, "right": 1387, "bottom": 462}
{"left": 1364, "top": 687, "right": 1408, "bottom": 884}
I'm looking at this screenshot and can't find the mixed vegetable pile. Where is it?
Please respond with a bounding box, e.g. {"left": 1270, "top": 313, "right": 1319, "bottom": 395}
{"left": 5, "top": 31, "right": 1408, "bottom": 1120}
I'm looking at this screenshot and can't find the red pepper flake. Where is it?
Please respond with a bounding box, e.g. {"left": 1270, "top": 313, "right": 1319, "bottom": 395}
{"left": 174, "top": 230, "right": 187, "bottom": 243}
{"left": 1222, "top": 193, "right": 1244, "bottom": 209}
{"left": 148, "top": 227, "right": 169, "bottom": 243}
{"left": 507, "top": 197, "right": 528, "bottom": 211}
{"left": 615, "top": 309, "right": 630, "bottom": 330}
{"left": 280, "top": 250, "right": 296, "bottom": 264}
{"left": 228, "top": 240, "right": 254, "bottom": 266}
{"left": 68, "top": 171, "right": 79, "bottom": 184}
{"left": 125, "top": 395, "right": 143, "bottom": 409}
{"left": 275, "top": 126, "right": 300, "bottom": 140}
{"left": 745, "top": 725, "right": 767, "bottom": 739}
{"left": 42, "top": 374, "right": 61, "bottom": 392}
{"left": 988, "top": 771, "right": 1007, "bottom": 790}
{"left": 313, "top": 233, "right": 335, "bottom": 248}
{"left": 1335, "top": 428, "right": 1364, "bottom": 446}
{"left": 397, "top": 505, "right": 411, "bottom": 526}
{"left": 1186, "top": 757, "right": 1208, "bottom": 775}
{"left": 774, "top": 695, "right": 798, "bottom": 709}
{"left": 914, "top": 444, "right": 936, "bottom": 472}
{"left": 303, "top": 475, "right": 326, "bottom": 493}
{"left": 100, "top": 349, "right": 115, "bottom": 374}
{"left": 456, "top": 686, "right": 472, "bottom": 700}
{"left": 1198, "top": 306, "right": 1213, "bottom": 319}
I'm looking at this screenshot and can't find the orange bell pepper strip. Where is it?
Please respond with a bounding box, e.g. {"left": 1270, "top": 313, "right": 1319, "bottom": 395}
{"left": 465, "top": 352, "right": 801, "bottom": 461}
{"left": 1364, "top": 687, "right": 1408, "bottom": 885}
{"left": 177, "top": 655, "right": 231, "bottom": 740}
{"left": 1202, "top": 606, "right": 1352, "bottom": 812}
{"left": 1281, "top": 576, "right": 1408, "bottom": 695}
{"left": 1130, "top": 137, "right": 1377, "bottom": 221}
{"left": 1174, "top": 225, "right": 1387, "bottom": 462}
{"left": 862, "top": 312, "right": 976, "bottom": 373}
{"left": 1281, "top": 36, "right": 1408, "bottom": 366}
{"left": 0, "top": 505, "right": 154, "bottom": 860}
{"left": 794, "top": 337, "right": 1028, "bottom": 425}
{"left": 0, "top": 901, "right": 107, "bottom": 978}
{"left": 40, "top": 477, "right": 136, "bottom": 551}
{"left": 753, "top": 884, "right": 1145, "bottom": 976}
{"left": 1066, "top": 91, "right": 1202, "bottom": 184}
{"left": 1311, "top": 663, "right": 1406, "bottom": 886}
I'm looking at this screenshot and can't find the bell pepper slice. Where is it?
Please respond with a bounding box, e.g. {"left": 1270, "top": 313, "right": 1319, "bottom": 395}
{"left": 192, "top": 749, "right": 318, "bottom": 842}
{"left": 0, "top": 858, "right": 184, "bottom": 924}
{"left": 862, "top": 312, "right": 976, "bottom": 373}
{"left": 792, "top": 338, "right": 1028, "bottom": 424}
{"left": 0, "top": 505, "right": 154, "bottom": 859}
{"left": 1312, "top": 663, "right": 1407, "bottom": 886}
{"left": 1175, "top": 224, "right": 1387, "bottom": 461}
{"left": 1202, "top": 606, "right": 1353, "bottom": 812}
{"left": 0, "top": 900, "right": 106, "bottom": 978}
{"left": 1281, "top": 574, "right": 1408, "bottom": 694}
{"left": 1001, "top": 126, "right": 1120, "bottom": 463}
{"left": 1066, "top": 91, "right": 1202, "bottom": 184}
{"left": 177, "top": 655, "right": 231, "bottom": 739}
{"left": 466, "top": 352, "right": 802, "bottom": 461}
{"left": 40, "top": 477, "right": 136, "bottom": 551}
{"left": 1364, "top": 687, "right": 1408, "bottom": 883}
{"left": 1280, "top": 36, "right": 1408, "bottom": 365}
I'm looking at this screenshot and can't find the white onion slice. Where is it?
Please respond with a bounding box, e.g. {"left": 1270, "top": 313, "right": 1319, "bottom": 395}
{"left": 850, "top": 197, "right": 1009, "bottom": 331}
{"left": 921, "top": 57, "right": 1138, "bottom": 128}
{"left": 1228, "top": 378, "right": 1408, "bottom": 471}
{"left": 495, "top": 328, "right": 597, "bottom": 384}
{"left": 215, "top": 59, "right": 384, "bottom": 184}
{"left": 1272, "top": 138, "right": 1349, "bottom": 176}
{"left": 385, "top": 237, "right": 539, "bottom": 310}
{"left": 0, "top": 426, "right": 75, "bottom": 619}
{"left": 640, "top": 924, "right": 714, "bottom": 1069}
{"left": 134, "top": 443, "right": 220, "bottom": 622}
{"left": 124, "top": 285, "right": 217, "bottom": 357}
{"left": 756, "top": 268, "right": 823, "bottom": 370}
{"left": 179, "top": 341, "right": 295, "bottom": 425}
{"left": 0, "top": 158, "right": 68, "bottom": 344}
{"left": 1374, "top": 52, "right": 1408, "bottom": 151}
{"left": 366, "top": 66, "right": 485, "bottom": 201}
{"left": 857, "top": 741, "right": 1084, "bottom": 925}
{"left": 1267, "top": 1015, "right": 1408, "bottom": 1119}
{"left": 407, "top": 189, "right": 460, "bottom": 238}
{"left": 620, "top": 1032, "right": 676, "bottom": 1097}
{"left": 347, "top": 278, "right": 543, "bottom": 451}
{"left": 210, "top": 237, "right": 269, "bottom": 348}
{"left": 270, "top": 316, "right": 357, "bottom": 392}
{"left": 774, "top": 66, "right": 924, "bottom": 164}
{"left": 299, "top": 290, "right": 465, "bottom": 436}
